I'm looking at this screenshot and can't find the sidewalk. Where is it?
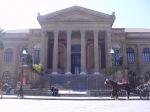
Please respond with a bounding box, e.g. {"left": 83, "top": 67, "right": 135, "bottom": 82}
{"left": 1, "top": 95, "right": 141, "bottom": 100}
{"left": 1, "top": 90, "right": 143, "bottom": 100}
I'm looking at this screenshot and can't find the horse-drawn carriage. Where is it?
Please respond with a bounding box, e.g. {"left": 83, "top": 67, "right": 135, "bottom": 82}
{"left": 132, "top": 82, "right": 150, "bottom": 99}
{"left": 104, "top": 78, "right": 150, "bottom": 100}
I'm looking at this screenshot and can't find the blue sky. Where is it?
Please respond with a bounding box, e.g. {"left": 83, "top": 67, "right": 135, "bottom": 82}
{"left": 0, "top": 0, "right": 150, "bottom": 30}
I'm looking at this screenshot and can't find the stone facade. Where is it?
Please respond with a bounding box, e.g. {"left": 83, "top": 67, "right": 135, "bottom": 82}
{"left": 0, "top": 6, "right": 150, "bottom": 87}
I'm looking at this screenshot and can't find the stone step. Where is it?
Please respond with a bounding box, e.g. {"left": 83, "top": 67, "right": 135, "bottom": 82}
{"left": 14, "top": 89, "right": 88, "bottom": 97}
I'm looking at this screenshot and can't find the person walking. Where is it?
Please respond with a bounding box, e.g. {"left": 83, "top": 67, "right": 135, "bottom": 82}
{"left": 16, "top": 81, "right": 24, "bottom": 98}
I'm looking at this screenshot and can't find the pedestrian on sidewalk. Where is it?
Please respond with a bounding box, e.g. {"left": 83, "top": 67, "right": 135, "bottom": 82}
{"left": 16, "top": 81, "right": 24, "bottom": 98}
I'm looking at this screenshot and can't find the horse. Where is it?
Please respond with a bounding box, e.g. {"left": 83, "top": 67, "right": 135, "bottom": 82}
{"left": 104, "top": 78, "right": 130, "bottom": 99}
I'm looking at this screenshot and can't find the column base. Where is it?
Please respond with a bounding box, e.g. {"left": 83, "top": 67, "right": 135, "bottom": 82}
{"left": 80, "top": 72, "right": 86, "bottom": 75}
{"left": 94, "top": 72, "right": 100, "bottom": 75}
{"left": 51, "top": 72, "right": 58, "bottom": 75}
{"left": 65, "top": 72, "right": 72, "bottom": 75}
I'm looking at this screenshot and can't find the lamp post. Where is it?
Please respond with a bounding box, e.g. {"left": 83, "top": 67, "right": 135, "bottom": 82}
{"left": 110, "top": 48, "right": 114, "bottom": 66}
{"left": 107, "top": 48, "right": 115, "bottom": 78}
{"left": 110, "top": 48, "right": 114, "bottom": 54}
{"left": 19, "top": 49, "right": 28, "bottom": 98}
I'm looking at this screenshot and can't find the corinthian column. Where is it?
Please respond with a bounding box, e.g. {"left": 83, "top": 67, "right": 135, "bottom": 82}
{"left": 65, "top": 30, "right": 72, "bottom": 75}
{"left": 52, "top": 30, "right": 59, "bottom": 75}
{"left": 105, "top": 30, "right": 112, "bottom": 68}
{"left": 94, "top": 30, "right": 100, "bottom": 75}
{"left": 80, "top": 30, "right": 86, "bottom": 75}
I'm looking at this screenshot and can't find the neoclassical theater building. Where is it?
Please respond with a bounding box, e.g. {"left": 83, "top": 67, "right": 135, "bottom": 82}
{"left": 1, "top": 6, "right": 150, "bottom": 87}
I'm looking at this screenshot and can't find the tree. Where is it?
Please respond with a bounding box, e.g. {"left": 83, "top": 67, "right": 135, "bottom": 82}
{"left": 0, "top": 28, "right": 5, "bottom": 50}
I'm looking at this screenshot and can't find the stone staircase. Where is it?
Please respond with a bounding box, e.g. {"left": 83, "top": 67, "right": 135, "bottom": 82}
{"left": 58, "top": 90, "right": 88, "bottom": 97}
{"left": 15, "top": 89, "right": 88, "bottom": 97}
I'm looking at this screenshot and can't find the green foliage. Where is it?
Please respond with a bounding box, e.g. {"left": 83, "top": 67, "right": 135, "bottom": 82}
{"left": 33, "top": 64, "right": 44, "bottom": 73}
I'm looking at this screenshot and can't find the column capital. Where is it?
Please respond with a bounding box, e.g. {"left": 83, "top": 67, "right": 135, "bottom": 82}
{"left": 80, "top": 30, "right": 86, "bottom": 38}
{"left": 41, "top": 30, "right": 48, "bottom": 37}
{"left": 66, "top": 29, "right": 72, "bottom": 32}
{"left": 93, "top": 30, "right": 99, "bottom": 33}
{"left": 80, "top": 30, "right": 86, "bottom": 33}
{"left": 53, "top": 30, "right": 59, "bottom": 34}
{"left": 106, "top": 29, "right": 112, "bottom": 32}
{"left": 106, "top": 30, "right": 112, "bottom": 36}
{"left": 66, "top": 30, "right": 72, "bottom": 36}
{"left": 136, "top": 44, "right": 141, "bottom": 49}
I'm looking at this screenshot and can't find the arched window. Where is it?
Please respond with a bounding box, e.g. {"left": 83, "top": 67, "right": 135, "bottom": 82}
{"left": 4, "top": 48, "right": 13, "bottom": 64}
{"left": 126, "top": 48, "right": 135, "bottom": 64}
{"left": 142, "top": 48, "right": 150, "bottom": 63}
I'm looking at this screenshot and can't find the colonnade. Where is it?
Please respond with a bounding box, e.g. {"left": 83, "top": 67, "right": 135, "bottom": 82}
{"left": 50, "top": 30, "right": 112, "bottom": 75}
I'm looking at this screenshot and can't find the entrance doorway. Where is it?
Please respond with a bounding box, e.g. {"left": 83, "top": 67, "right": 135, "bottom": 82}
{"left": 71, "top": 45, "right": 81, "bottom": 74}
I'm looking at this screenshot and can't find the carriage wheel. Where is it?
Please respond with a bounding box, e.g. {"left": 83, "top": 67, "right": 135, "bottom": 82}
{"left": 140, "top": 92, "right": 149, "bottom": 100}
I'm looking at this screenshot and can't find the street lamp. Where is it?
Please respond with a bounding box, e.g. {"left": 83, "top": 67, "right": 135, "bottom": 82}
{"left": 109, "top": 48, "right": 114, "bottom": 66}
{"left": 19, "top": 49, "right": 28, "bottom": 98}
{"left": 110, "top": 48, "right": 114, "bottom": 54}
{"left": 22, "top": 49, "right": 28, "bottom": 55}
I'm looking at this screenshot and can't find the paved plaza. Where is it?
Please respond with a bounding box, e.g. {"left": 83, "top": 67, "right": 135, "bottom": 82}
{"left": 0, "top": 95, "right": 150, "bottom": 112}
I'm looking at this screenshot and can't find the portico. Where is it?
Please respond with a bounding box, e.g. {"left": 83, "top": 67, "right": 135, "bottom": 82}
{"left": 37, "top": 6, "right": 115, "bottom": 75}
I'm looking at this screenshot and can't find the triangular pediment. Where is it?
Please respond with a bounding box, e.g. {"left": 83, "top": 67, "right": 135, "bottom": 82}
{"left": 52, "top": 11, "right": 98, "bottom": 21}
{"left": 38, "top": 6, "right": 115, "bottom": 23}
